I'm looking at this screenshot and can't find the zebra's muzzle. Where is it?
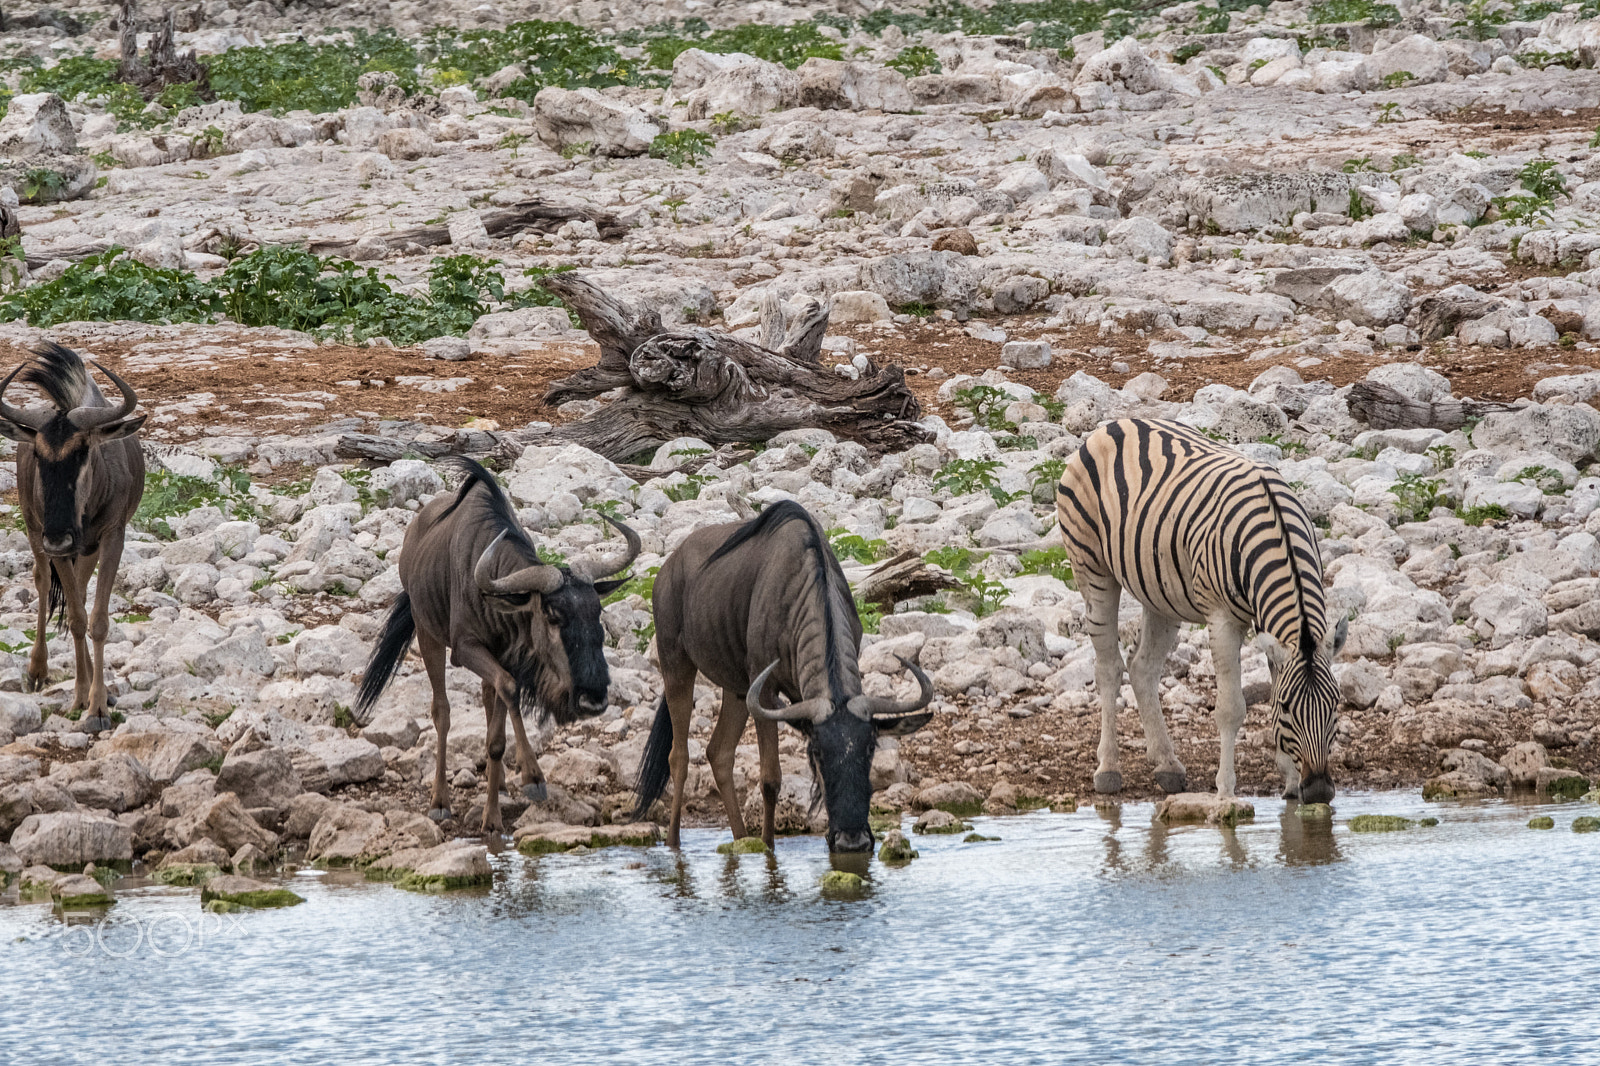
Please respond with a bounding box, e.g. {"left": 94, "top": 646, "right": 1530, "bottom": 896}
{"left": 1300, "top": 772, "right": 1335, "bottom": 804}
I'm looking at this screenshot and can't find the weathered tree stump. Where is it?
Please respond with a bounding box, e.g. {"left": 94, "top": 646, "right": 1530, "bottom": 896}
{"left": 116, "top": 3, "right": 211, "bottom": 100}
{"left": 1346, "top": 381, "right": 1511, "bottom": 432}
{"left": 522, "top": 273, "right": 930, "bottom": 461}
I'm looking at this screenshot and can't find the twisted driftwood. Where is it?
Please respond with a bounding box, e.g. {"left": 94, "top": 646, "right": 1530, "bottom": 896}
{"left": 1346, "top": 381, "right": 1512, "bottom": 432}
{"left": 308, "top": 200, "right": 627, "bottom": 257}
{"left": 522, "top": 273, "right": 930, "bottom": 461}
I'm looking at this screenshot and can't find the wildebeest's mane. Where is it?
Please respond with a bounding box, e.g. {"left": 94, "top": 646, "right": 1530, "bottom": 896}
{"left": 440, "top": 456, "right": 545, "bottom": 563}
{"left": 704, "top": 500, "right": 849, "bottom": 705}
{"left": 20, "top": 342, "right": 89, "bottom": 413}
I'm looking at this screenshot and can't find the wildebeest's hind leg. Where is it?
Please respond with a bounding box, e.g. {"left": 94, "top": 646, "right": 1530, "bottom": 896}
{"left": 416, "top": 628, "right": 454, "bottom": 821}
{"left": 662, "top": 669, "right": 695, "bottom": 849}
{"left": 25, "top": 551, "right": 51, "bottom": 693}
{"left": 706, "top": 688, "right": 751, "bottom": 842}
{"left": 80, "top": 543, "right": 122, "bottom": 731}
{"left": 752, "top": 715, "right": 780, "bottom": 851}
{"left": 480, "top": 678, "right": 509, "bottom": 834}
{"left": 507, "top": 707, "right": 548, "bottom": 802}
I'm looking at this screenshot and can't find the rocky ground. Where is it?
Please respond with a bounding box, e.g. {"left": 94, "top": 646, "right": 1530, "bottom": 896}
{"left": 4, "top": 0, "right": 1600, "bottom": 891}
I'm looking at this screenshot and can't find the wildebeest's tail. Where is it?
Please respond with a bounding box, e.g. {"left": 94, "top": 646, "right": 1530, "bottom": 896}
{"left": 355, "top": 591, "right": 413, "bottom": 721}
{"left": 631, "top": 695, "right": 673, "bottom": 820}
{"left": 46, "top": 561, "right": 64, "bottom": 631}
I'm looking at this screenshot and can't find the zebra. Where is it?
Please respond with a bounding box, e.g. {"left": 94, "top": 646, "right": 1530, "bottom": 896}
{"left": 1055, "top": 418, "right": 1346, "bottom": 803}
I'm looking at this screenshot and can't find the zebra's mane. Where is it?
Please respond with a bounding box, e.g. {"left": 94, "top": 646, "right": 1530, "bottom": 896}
{"left": 1256, "top": 468, "right": 1327, "bottom": 659}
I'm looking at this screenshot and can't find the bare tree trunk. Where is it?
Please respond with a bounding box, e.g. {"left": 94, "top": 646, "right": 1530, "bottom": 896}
{"left": 116, "top": 2, "right": 210, "bottom": 99}
{"left": 1345, "top": 381, "right": 1511, "bottom": 432}
{"left": 522, "top": 272, "right": 930, "bottom": 461}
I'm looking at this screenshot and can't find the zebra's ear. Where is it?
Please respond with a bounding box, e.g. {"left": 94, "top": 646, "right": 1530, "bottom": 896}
{"left": 1327, "top": 616, "right": 1349, "bottom": 658}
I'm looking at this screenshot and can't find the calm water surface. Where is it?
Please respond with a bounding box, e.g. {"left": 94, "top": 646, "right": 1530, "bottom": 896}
{"left": 3, "top": 791, "right": 1595, "bottom": 1065}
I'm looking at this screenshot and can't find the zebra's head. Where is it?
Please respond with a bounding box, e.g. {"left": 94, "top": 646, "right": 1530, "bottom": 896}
{"left": 1259, "top": 616, "right": 1347, "bottom": 804}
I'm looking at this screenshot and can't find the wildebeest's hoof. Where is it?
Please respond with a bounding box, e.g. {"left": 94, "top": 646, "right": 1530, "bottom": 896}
{"left": 1154, "top": 770, "right": 1188, "bottom": 795}
{"left": 428, "top": 807, "right": 452, "bottom": 823}
{"left": 1093, "top": 771, "right": 1123, "bottom": 794}
{"left": 522, "top": 781, "right": 548, "bottom": 803}
{"left": 81, "top": 715, "right": 112, "bottom": 734}
{"left": 24, "top": 674, "right": 43, "bottom": 694}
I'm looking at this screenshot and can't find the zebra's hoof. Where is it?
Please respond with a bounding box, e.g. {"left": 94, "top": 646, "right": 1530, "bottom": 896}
{"left": 522, "top": 781, "right": 548, "bottom": 803}
{"left": 1154, "top": 770, "right": 1188, "bottom": 795}
{"left": 81, "top": 715, "right": 112, "bottom": 734}
{"left": 1094, "top": 771, "right": 1124, "bottom": 794}
{"left": 427, "top": 807, "right": 452, "bottom": 823}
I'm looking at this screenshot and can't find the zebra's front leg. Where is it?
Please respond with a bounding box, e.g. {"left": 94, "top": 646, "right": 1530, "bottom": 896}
{"left": 1208, "top": 617, "right": 1249, "bottom": 798}
{"left": 1083, "top": 575, "right": 1128, "bottom": 795}
{"left": 1128, "top": 611, "right": 1185, "bottom": 795}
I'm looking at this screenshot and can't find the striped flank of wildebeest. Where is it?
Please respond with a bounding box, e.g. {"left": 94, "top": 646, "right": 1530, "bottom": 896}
{"left": 1055, "top": 417, "right": 1346, "bottom": 804}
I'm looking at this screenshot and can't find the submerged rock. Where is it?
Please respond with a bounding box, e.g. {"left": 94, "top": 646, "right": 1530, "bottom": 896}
{"left": 50, "top": 872, "right": 111, "bottom": 908}
{"left": 877, "top": 829, "right": 917, "bottom": 863}
{"left": 819, "top": 870, "right": 865, "bottom": 894}
{"left": 1573, "top": 817, "right": 1600, "bottom": 834}
{"left": 365, "top": 842, "right": 493, "bottom": 892}
{"left": 962, "top": 832, "right": 1000, "bottom": 842}
{"left": 1537, "top": 768, "right": 1591, "bottom": 800}
{"left": 1155, "top": 793, "right": 1255, "bottom": 827}
{"left": 199, "top": 874, "right": 305, "bottom": 910}
{"left": 1348, "top": 814, "right": 1415, "bottom": 832}
{"left": 1295, "top": 803, "right": 1335, "bottom": 819}
{"left": 912, "top": 808, "right": 971, "bottom": 834}
{"left": 513, "top": 821, "right": 661, "bottom": 854}
{"left": 1528, "top": 816, "right": 1556, "bottom": 829}
{"left": 715, "top": 836, "right": 768, "bottom": 855}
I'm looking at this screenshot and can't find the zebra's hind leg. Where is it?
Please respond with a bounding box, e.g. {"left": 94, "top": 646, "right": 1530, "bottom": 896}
{"left": 1128, "top": 611, "right": 1185, "bottom": 795}
{"left": 1082, "top": 573, "right": 1128, "bottom": 795}
{"left": 1208, "top": 617, "right": 1249, "bottom": 798}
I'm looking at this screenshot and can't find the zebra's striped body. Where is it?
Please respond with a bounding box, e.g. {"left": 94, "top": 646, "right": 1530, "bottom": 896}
{"left": 1056, "top": 418, "right": 1346, "bottom": 802}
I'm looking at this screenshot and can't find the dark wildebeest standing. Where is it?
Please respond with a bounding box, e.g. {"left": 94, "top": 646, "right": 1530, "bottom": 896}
{"left": 356, "top": 458, "right": 639, "bottom": 832}
{"left": 0, "top": 343, "right": 145, "bottom": 732}
{"left": 634, "top": 501, "right": 934, "bottom": 853}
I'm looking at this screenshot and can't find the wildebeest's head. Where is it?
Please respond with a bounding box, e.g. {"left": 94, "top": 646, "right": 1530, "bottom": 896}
{"left": 747, "top": 656, "right": 933, "bottom": 852}
{"left": 1260, "top": 616, "right": 1348, "bottom": 805}
{"left": 473, "top": 518, "right": 640, "bottom": 723}
{"left": 0, "top": 345, "right": 144, "bottom": 557}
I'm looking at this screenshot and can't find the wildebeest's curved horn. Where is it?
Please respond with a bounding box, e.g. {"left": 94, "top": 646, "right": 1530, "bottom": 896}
{"left": 67, "top": 361, "right": 139, "bottom": 430}
{"left": 846, "top": 655, "right": 935, "bottom": 720}
{"left": 474, "top": 530, "right": 564, "bottom": 597}
{"left": 0, "top": 363, "right": 49, "bottom": 430}
{"left": 746, "top": 659, "right": 829, "bottom": 724}
{"left": 577, "top": 514, "right": 642, "bottom": 580}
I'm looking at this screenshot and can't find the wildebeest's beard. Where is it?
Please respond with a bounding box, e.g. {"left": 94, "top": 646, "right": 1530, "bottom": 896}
{"left": 797, "top": 710, "right": 878, "bottom": 852}
{"left": 509, "top": 578, "right": 611, "bottom": 725}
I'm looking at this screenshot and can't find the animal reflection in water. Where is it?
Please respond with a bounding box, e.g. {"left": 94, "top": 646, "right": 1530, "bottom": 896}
{"left": 1092, "top": 801, "right": 1341, "bottom": 873}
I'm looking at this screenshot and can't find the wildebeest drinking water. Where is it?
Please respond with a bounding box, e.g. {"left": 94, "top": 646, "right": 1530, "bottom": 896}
{"left": 0, "top": 343, "right": 145, "bottom": 733}
{"left": 1056, "top": 418, "right": 1346, "bottom": 803}
{"left": 357, "top": 457, "right": 640, "bottom": 831}
{"left": 634, "top": 501, "right": 934, "bottom": 853}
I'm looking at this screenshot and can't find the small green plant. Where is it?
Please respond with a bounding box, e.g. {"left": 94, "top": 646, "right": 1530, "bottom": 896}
{"left": 888, "top": 45, "right": 941, "bottom": 78}
{"left": 1382, "top": 70, "right": 1414, "bottom": 89}
{"left": 951, "top": 384, "right": 1018, "bottom": 433}
{"left": 601, "top": 565, "right": 660, "bottom": 607}
{"left": 661, "top": 196, "right": 688, "bottom": 223}
{"left": 1426, "top": 444, "right": 1457, "bottom": 471}
{"left": 934, "top": 458, "right": 1002, "bottom": 498}
{"left": 1517, "top": 159, "right": 1568, "bottom": 203}
{"left": 663, "top": 474, "right": 709, "bottom": 502}
{"left": 497, "top": 131, "right": 530, "bottom": 157}
{"left": 650, "top": 129, "right": 714, "bottom": 168}
{"left": 1017, "top": 545, "right": 1075, "bottom": 586}
{"left": 1171, "top": 42, "right": 1205, "bottom": 65}
{"left": 1388, "top": 152, "right": 1420, "bottom": 171}
{"left": 896, "top": 301, "right": 935, "bottom": 317}
{"left": 1491, "top": 193, "right": 1554, "bottom": 225}
{"left": 21, "top": 167, "right": 66, "bottom": 203}
{"left": 854, "top": 596, "right": 885, "bottom": 635}
{"left": 1256, "top": 433, "right": 1309, "bottom": 457}
{"left": 1514, "top": 465, "right": 1565, "bottom": 492}
{"left": 1194, "top": 4, "right": 1232, "bottom": 32}
{"left": 827, "top": 528, "right": 890, "bottom": 564}
{"left": 925, "top": 545, "right": 986, "bottom": 575}
{"left": 707, "top": 111, "right": 746, "bottom": 135}
{"left": 1517, "top": 48, "right": 1580, "bottom": 70}
{"left": 1389, "top": 472, "right": 1444, "bottom": 523}
{"left": 1456, "top": 503, "right": 1509, "bottom": 527}
{"left": 1029, "top": 458, "right": 1067, "bottom": 497}
{"left": 1375, "top": 102, "right": 1403, "bottom": 124}
{"left": 560, "top": 140, "right": 593, "bottom": 160}
{"left": 1347, "top": 188, "right": 1372, "bottom": 222}
{"left": 1311, "top": 0, "right": 1399, "bottom": 24}
{"left": 1342, "top": 157, "right": 1375, "bottom": 173}
{"left": 961, "top": 572, "right": 1010, "bottom": 618}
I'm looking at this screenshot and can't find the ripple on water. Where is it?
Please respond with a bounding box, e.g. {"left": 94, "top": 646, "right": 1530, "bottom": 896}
{"left": 3, "top": 792, "right": 1598, "bottom": 1065}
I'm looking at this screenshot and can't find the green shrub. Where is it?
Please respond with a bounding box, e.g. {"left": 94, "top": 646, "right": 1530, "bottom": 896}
{"left": 1389, "top": 472, "right": 1444, "bottom": 523}
{"left": 952, "top": 384, "right": 1018, "bottom": 433}
{"left": 1310, "top": 0, "right": 1399, "bottom": 24}
{"left": 0, "top": 248, "right": 219, "bottom": 326}
{"left": 1456, "top": 503, "right": 1509, "bottom": 526}
{"left": 828, "top": 528, "right": 890, "bottom": 564}
{"left": 649, "top": 129, "right": 714, "bottom": 168}
{"left": 204, "top": 30, "right": 421, "bottom": 113}
{"left": 134, "top": 467, "right": 255, "bottom": 539}
{"left": 423, "top": 19, "right": 638, "bottom": 101}
{"left": 645, "top": 23, "right": 844, "bottom": 71}
{"left": 888, "top": 45, "right": 941, "bottom": 77}
{"left": 1017, "top": 545, "right": 1075, "bottom": 586}
{"left": 1517, "top": 159, "right": 1568, "bottom": 202}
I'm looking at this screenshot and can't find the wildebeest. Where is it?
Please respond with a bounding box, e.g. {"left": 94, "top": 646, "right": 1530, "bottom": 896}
{"left": 634, "top": 501, "right": 934, "bottom": 853}
{"left": 356, "top": 457, "right": 639, "bottom": 831}
{"left": 0, "top": 343, "right": 145, "bottom": 733}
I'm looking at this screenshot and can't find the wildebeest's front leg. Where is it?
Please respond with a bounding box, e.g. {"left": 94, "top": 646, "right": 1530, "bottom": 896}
{"left": 416, "top": 628, "right": 454, "bottom": 821}
{"left": 80, "top": 540, "right": 122, "bottom": 732}
{"left": 752, "top": 714, "right": 780, "bottom": 850}
{"left": 506, "top": 706, "right": 548, "bottom": 802}
{"left": 452, "top": 640, "right": 521, "bottom": 835}
{"left": 706, "top": 688, "right": 750, "bottom": 842}
{"left": 479, "top": 678, "right": 510, "bottom": 834}
{"left": 53, "top": 553, "right": 95, "bottom": 724}
{"left": 25, "top": 551, "right": 51, "bottom": 693}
